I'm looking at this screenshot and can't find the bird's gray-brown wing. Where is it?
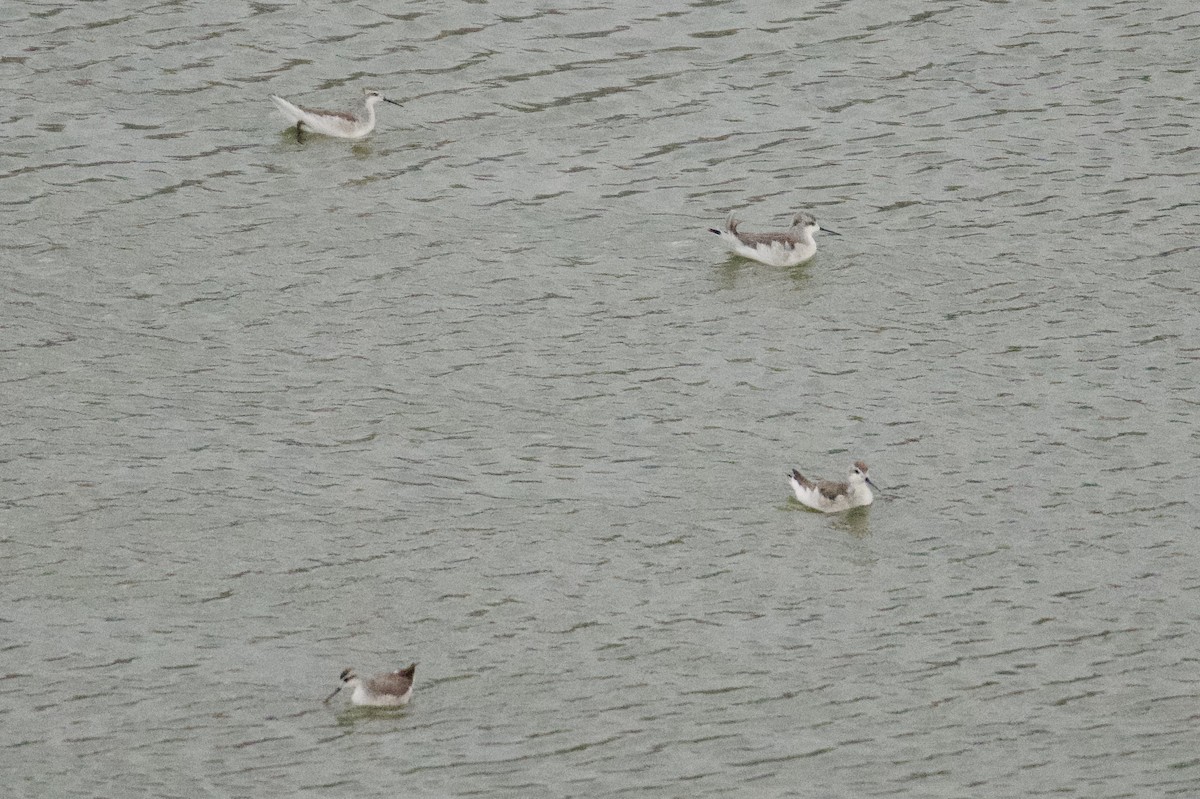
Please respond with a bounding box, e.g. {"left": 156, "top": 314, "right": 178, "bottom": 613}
{"left": 816, "top": 480, "right": 849, "bottom": 500}
{"left": 367, "top": 666, "right": 415, "bottom": 696}
{"left": 724, "top": 217, "right": 795, "bottom": 247}
{"left": 732, "top": 228, "right": 799, "bottom": 248}
{"left": 298, "top": 105, "right": 357, "bottom": 121}
{"left": 790, "top": 469, "right": 815, "bottom": 489}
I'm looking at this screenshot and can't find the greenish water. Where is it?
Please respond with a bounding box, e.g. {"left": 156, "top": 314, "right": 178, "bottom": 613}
{"left": 3, "top": 1, "right": 1198, "bottom": 797}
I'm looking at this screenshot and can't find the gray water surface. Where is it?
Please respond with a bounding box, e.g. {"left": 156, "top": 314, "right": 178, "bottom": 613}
{"left": 3, "top": 1, "right": 1199, "bottom": 797}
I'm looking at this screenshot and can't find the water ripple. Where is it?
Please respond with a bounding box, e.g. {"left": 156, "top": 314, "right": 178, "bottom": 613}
{"left": 2, "top": 1, "right": 1199, "bottom": 797}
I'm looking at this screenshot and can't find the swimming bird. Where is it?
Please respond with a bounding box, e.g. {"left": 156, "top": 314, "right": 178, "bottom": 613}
{"left": 269, "top": 89, "right": 402, "bottom": 141}
{"left": 788, "top": 461, "right": 876, "bottom": 513}
{"left": 708, "top": 211, "right": 838, "bottom": 266}
{"left": 323, "top": 663, "right": 416, "bottom": 707}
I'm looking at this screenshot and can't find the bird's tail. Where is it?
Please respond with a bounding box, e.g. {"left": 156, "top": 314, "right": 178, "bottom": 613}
{"left": 269, "top": 94, "right": 304, "bottom": 124}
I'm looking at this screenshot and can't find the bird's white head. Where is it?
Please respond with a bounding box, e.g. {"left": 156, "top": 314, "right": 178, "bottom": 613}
{"left": 793, "top": 211, "right": 839, "bottom": 237}
{"left": 850, "top": 461, "right": 877, "bottom": 490}
{"left": 791, "top": 211, "right": 821, "bottom": 240}
{"left": 364, "top": 89, "right": 402, "bottom": 108}
{"left": 322, "top": 667, "right": 362, "bottom": 703}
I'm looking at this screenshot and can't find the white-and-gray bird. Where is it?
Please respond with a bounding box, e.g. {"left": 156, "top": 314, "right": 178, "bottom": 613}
{"left": 269, "top": 89, "right": 402, "bottom": 140}
{"left": 709, "top": 211, "right": 838, "bottom": 266}
{"left": 788, "top": 461, "right": 876, "bottom": 513}
{"left": 323, "top": 663, "right": 417, "bottom": 707}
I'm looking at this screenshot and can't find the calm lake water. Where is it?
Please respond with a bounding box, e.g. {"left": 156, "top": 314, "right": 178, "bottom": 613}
{"left": 3, "top": 1, "right": 1199, "bottom": 797}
